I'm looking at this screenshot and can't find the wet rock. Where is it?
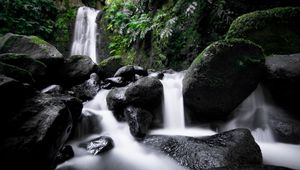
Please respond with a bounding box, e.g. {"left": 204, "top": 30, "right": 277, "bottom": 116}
{"left": 0, "top": 53, "right": 48, "bottom": 87}
{"left": 268, "top": 110, "right": 300, "bottom": 144}
{"left": 209, "top": 164, "right": 292, "bottom": 170}
{"left": 114, "top": 65, "right": 135, "bottom": 81}
{"left": 0, "top": 62, "right": 35, "bottom": 84}
{"left": 102, "top": 76, "right": 127, "bottom": 89}
{"left": 183, "top": 39, "right": 265, "bottom": 121}
{"left": 70, "top": 73, "right": 100, "bottom": 101}
{"left": 106, "top": 87, "right": 127, "bottom": 121}
{"left": 1, "top": 93, "right": 77, "bottom": 170}
{"left": 125, "top": 77, "right": 163, "bottom": 109}
{"left": 79, "top": 136, "right": 114, "bottom": 155}
{"left": 42, "top": 85, "right": 64, "bottom": 95}
{"left": 124, "top": 106, "right": 153, "bottom": 138}
{"left": 98, "top": 55, "right": 125, "bottom": 78}
{"left": 55, "top": 145, "right": 74, "bottom": 164}
{"left": 143, "top": 128, "right": 262, "bottom": 170}
{"left": 59, "top": 55, "right": 98, "bottom": 87}
{"left": 263, "top": 53, "right": 300, "bottom": 115}
{"left": 133, "top": 65, "right": 148, "bottom": 76}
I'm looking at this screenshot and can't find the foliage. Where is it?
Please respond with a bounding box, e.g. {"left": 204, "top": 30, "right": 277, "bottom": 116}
{"left": 0, "top": 0, "right": 57, "bottom": 40}
{"left": 54, "top": 7, "right": 77, "bottom": 43}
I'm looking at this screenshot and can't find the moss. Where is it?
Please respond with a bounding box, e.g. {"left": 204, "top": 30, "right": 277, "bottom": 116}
{"left": 191, "top": 38, "right": 265, "bottom": 67}
{"left": 30, "top": 36, "right": 48, "bottom": 45}
{"left": 226, "top": 7, "right": 300, "bottom": 55}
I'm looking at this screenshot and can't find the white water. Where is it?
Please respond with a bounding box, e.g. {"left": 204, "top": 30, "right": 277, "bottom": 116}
{"left": 56, "top": 70, "right": 300, "bottom": 170}
{"left": 56, "top": 90, "right": 187, "bottom": 170}
{"left": 160, "top": 72, "right": 185, "bottom": 129}
{"left": 71, "top": 6, "right": 99, "bottom": 63}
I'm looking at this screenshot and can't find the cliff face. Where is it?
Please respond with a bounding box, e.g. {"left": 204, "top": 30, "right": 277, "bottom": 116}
{"left": 55, "top": 0, "right": 105, "bottom": 11}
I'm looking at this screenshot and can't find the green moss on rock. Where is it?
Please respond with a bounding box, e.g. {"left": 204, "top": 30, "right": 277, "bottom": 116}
{"left": 183, "top": 39, "right": 265, "bottom": 121}
{"left": 30, "top": 36, "right": 49, "bottom": 45}
{"left": 99, "top": 55, "right": 126, "bottom": 78}
{"left": 226, "top": 7, "right": 300, "bottom": 55}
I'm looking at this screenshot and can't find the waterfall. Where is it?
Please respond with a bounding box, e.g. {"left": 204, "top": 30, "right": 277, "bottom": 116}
{"left": 56, "top": 90, "right": 186, "bottom": 170}
{"left": 160, "top": 72, "right": 185, "bottom": 129}
{"left": 71, "top": 6, "right": 99, "bottom": 63}
{"left": 223, "top": 85, "right": 275, "bottom": 142}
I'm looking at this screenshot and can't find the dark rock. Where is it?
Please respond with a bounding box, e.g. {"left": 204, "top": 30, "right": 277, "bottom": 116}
{"left": 0, "top": 62, "right": 34, "bottom": 84}
{"left": 268, "top": 109, "right": 300, "bottom": 144}
{"left": 42, "top": 85, "right": 64, "bottom": 95}
{"left": 59, "top": 55, "right": 98, "bottom": 87}
{"left": 0, "top": 93, "right": 75, "bottom": 170}
{"left": 102, "top": 76, "right": 127, "bottom": 89}
{"left": 114, "top": 65, "right": 135, "bottom": 81}
{"left": 133, "top": 65, "right": 148, "bottom": 76}
{"left": 209, "top": 164, "right": 292, "bottom": 170}
{"left": 55, "top": 145, "right": 74, "bottom": 165}
{"left": 0, "top": 75, "right": 35, "bottom": 114}
{"left": 70, "top": 73, "right": 100, "bottom": 101}
{"left": 226, "top": 7, "right": 300, "bottom": 55}
{"left": 125, "top": 77, "right": 163, "bottom": 109}
{"left": 99, "top": 56, "right": 125, "bottom": 78}
{"left": 71, "top": 110, "right": 102, "bottom": 139}
{"left": 0, "top": 53, "right": 48, "bottom": 87}
{"left": 263, "top": 53, "right": 300, "bottom": 115}
{"left": 106, "top": 87, "right": 128, "bottom": 121}
{"left": 143, "top": 128, "right": 262, "bottom": 170}
{"left": 183, "top": 39, "right": 265, "bottom": 121}
{"left": 79, "top": 136, "right": 114, "bottom": 155}
{"left": 124, "top": 106, "right": 153, "bottom": 138}
{"left": 0, "top": 33, "right": 63, "bottom": 65}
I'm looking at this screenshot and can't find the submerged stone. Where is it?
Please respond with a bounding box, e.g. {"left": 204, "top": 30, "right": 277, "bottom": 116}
{"left": 79, "top": 136, "right": 114, "bottom": 155}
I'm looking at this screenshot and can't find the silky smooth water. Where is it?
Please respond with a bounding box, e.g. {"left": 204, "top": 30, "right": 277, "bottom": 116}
{"left": 71, "top": 6, "right": 99, "bottom": 63}
{"left": 56, "top": 90, "right": 187, "bottom": 170}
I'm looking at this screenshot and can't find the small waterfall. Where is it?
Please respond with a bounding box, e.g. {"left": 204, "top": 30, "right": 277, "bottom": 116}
{"left": 223, "top": 85, "right": 275, "bottom": 142}
{"left": 160, "top": 72, "right": 185, "bottom": 129}
{"left": 71, "top": 6, "right": 99, "bottom": 63}
{"left": 56, "top": 89, "right": 186, "bottom": 170}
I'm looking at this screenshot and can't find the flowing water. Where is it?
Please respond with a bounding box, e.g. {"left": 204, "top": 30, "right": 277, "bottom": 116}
{"left": 57, "top": 71, "right": 300, "bottom": 170}
{"left": 71, "top": 6, "right": 99, "bottom": 63}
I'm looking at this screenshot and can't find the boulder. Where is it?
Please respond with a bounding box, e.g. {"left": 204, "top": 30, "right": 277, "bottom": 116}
{"left": 0, "top": 62, "right": 34, "bottom": 84}
{"left": 0, "top": 75, "right": 35, "bottom": 114}
{"left": 143, "top": 128, "right": 262, "bottom": 170}
{"left": 114, "top": 65, "right": 135, "bottom": 81}
{"left": 102, "top": 76, "right": 127, "bottom": 89}
{"left": 42, "top": 85, "right": 64, "bottom": 95}
{"left": 125, "top": 77, "right": 163, "bottom": 109}
{"left": 0, "top": 53, "right": 48, "bottom": 87}
{"left": 124, "top": 106, "right": 153, "bottom": 138}
{"left": 70, "top": 73, "right": 100, "bottom": 101}
{"left": 55, "top": 145, "right": 74, "bottom": 165}
{"left": 209, "top": 165, "right": 292, "bottom": 170}
{"left": 263, "top": 53, "right": 300, "bottom": 114}
{"left": 99, "top": 56, "right": 125, "bottom": 78}
{"left": 226, "top": 7, "right": 300, "bottom": 55}
{"left": 79, "top": 136, "right": 114, "bottom": 155}
{"left": 106, "top": 87, "right": 128, "bottom": 121}
{"left": 0, "top": 93, "right": 78, "bottom": 170}
{"left": 183, "top": 39, "right": 265, "bottom": 121}
{"left": 59, "top": 55, "right": 98, "bottom": 86}
{"left": 0, "top": 33, "right": 63, "bottom": 65}
{"left": 268, "top": 110, "right": 300, "bottom": 144}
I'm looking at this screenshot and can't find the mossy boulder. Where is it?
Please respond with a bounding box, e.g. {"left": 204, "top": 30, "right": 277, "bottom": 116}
{"left": 226, "top": 7, "right": 300, "bottom": 55}
{"left": 99, "top": 56, "right": 125, "bottom": 78}
{"left": 0, "top": 53, "right": 47, "bottom": 87}
{"left": 0, "top": 33, "right": 63, "bottom": 62}
{"left": 183, "top": 39, "right": 265, "bottom": 122}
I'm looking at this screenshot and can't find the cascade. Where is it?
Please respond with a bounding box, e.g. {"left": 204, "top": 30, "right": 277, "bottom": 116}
{"left": 71, "top": 6, "right": 99, "bottom": 63}
{"left": 160, "top": 72, "right": 185, "bottom": 129}
{"left": 56, "top": 90, "right": 186, "bottom": 170}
